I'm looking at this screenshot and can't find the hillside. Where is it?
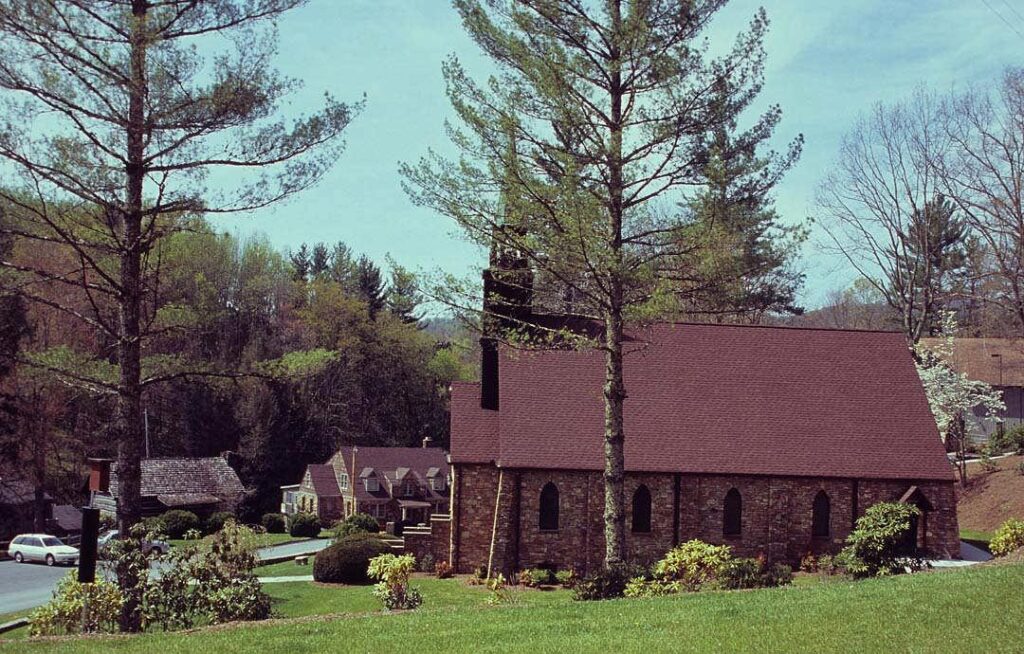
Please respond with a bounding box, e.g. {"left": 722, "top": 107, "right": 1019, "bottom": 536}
{"left": 958, "top": 454, "right": 1024, "bottom": 533}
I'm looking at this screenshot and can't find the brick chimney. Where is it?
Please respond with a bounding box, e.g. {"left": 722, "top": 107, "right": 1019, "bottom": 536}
{"left": 422, "top": 436, "right": 434, "bottom": 448}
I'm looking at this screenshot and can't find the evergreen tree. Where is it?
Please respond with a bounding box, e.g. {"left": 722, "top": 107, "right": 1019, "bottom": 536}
{"left": 387, "top": 263, "right": 422, "bottom": 326}
{"left": 356, "top": 255, "right": 387, "bottom": 319}
{"left": 310, "top": 243, "right": 331, "bottom": 278}
{"left": 402, "top": 0, "right": 797, "bottom": 567}
{"left": 329, "top": 241, "right": 359, "bottom": 293}
{"left": 290, "top": 244, "right": 312, "bottom": 282}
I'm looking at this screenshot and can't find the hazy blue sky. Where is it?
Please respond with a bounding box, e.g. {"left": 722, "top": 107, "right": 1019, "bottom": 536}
{"left": 217, "top": 0, "right": 1024, "bottom": 309}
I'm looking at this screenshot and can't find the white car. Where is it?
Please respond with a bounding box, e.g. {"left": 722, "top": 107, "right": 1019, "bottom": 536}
{"left": 9, "top": 534, "right": 79, "bottom": 566}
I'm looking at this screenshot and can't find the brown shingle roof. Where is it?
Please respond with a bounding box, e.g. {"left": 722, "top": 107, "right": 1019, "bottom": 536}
{"left": 109, "top": 457, "right": 244, "bottom": 500}
{"left": 327, "top": 447, "right": 449, "bottom": 502}
{"left": 918, "top": 337, "right": 1024, "bottom": 387}
{"left": 304, "top": 464, "right": 341, "bottom": 498}
{"left": 452, "top": 323, "right": 952, "bottom": 481}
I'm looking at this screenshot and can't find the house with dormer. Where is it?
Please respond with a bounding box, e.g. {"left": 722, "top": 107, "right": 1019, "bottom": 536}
{"left": 281, "top": 442, "right": 449, "bottom": 526}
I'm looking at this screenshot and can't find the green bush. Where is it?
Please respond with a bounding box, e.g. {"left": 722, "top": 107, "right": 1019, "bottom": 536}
{"left": 555, "top": 569, "right": 576, "bottom": 588}
{"left": 716, "top": 558, "right": 793, "bottom": 590}
{"left": 141, "top": 515, "right": 165, "bottom": 534}
{"left": 990, "top": 425, "right": 1024, "bottom": 454}
{"left": 262, "top": 513, "right": 286, "bottom": 534}
{"left": 141, "top": 522, "right": 271, "bottom": 630}
{"left": 839, "top": 502, "right": 921, "bottom": 578}
{"left": 289, "top": 512, "right": 321, "bottom": 538}
{"left": 990, "top": 518, "right": 1024, "bottom": 557}
{"left": 520, "top": 568, "right": 554, "bottom": 587}
{"left": 572, "top": 563, "right": 646, "bottom": 601}
{"left": 654, "top": 540, "right": 733, "bottom": 591}
{"left": 204, "top": 511, "right": 235, "bottom": 535}
{"left": 369, "top": 553, "right": 423, "bottom": 610}
{"left": 313, "top": 534, "right": 391, "bottom": 584}
{"left": 29, "top": 572, "right": 124, "bottom": 636}
{"left": 333, "top": 513, "right": 381, "bottom": 540}
{"left": 161, "top": 510, "right": 200, "bottom": 539}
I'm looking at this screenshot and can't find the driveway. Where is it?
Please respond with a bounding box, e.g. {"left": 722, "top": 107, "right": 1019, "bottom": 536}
{"left": 0, "top": 538, "right": 332, "bottom": 615}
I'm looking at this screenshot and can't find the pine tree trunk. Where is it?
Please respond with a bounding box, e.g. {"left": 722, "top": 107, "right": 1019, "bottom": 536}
{"left": 117, "top": 0, "right": 148, "bottom": 633}
{"left": 601, "top": 0, "right": 627, "bottom": 569}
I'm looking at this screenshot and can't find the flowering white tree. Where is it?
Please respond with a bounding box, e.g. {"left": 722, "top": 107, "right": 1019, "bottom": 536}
{"left": 915, "top": 313, "right": 1004, "bottom": 483}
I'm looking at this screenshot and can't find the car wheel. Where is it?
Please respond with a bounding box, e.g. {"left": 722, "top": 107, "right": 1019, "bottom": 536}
{"left": 45, "top": 554, "right": 55, "bottom": 567}
{"left": 14, "top": 552, "right": 23, "bottom": 563}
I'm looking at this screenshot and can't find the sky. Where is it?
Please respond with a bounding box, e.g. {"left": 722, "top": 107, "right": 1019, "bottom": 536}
{"left": 216, "top": 0, "right": 1024, "bottom": 310}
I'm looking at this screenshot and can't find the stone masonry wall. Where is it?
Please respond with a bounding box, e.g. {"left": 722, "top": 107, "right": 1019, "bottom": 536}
{"left": 452, "top": 463, "right": 961, "bottom": 574}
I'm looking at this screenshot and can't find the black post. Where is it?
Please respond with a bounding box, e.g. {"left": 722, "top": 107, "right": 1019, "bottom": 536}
{"left": 78, "top": 507, "right": 100, "bottom": 584}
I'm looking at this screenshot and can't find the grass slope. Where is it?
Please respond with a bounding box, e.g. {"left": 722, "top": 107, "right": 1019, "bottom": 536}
{"left": 4, "top": 564, "right": 1023, "bottom": 653}
{"left": 959, "top": 454, "right": 1024, "bottom": 532}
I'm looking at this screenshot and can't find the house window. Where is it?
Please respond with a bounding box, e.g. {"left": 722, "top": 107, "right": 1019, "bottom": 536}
{"left": 539, "top": 482, "right": 559, "bottom": 531}
{"left": 338, "top": 472, "right": 349, "bottom": 490}
{"left": 404, "top": 482, "right": 415, "bottom": 497}
{"left": 812, "top": 490, "right": 831, "bottom": 539}
{"left": 723, "top": 488, "right": 742, "bottom": 536}
{"left": 431, "top": 477, "right": 445, "bottom": 491}
{"left": 365, "top": 478, "right": 379, "bottom": 492}
{"left": 631, "top": 484, "right": 652, "bottom": 533}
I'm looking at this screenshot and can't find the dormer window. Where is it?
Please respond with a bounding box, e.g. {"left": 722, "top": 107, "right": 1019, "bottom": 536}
{"left": 365, "top": 477, "right": 379, "bottom": 492}
{"left": 403, "top": 482, "right": 415, "bottom": 497}
{"left": 430, "top": 477, "right": 445, "bottom": 491}
{"left": 338, "top": 472, "right": 349, "bottom": 490}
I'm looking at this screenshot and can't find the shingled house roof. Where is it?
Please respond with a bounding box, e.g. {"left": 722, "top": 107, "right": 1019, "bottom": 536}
{"left": 304, "top": 464, "right": 341, "bottom": 498}
{"left": 327, "top": 446, "right": 449, "bottom": 502}
{"left": 451, "top": 322, "right": 952, "bottom": 482}
{"left": 918, "top": 337, "right": 1024, "bottom": 387}
{"left": 109, "top": 457, "right": 245, "bottom": 500}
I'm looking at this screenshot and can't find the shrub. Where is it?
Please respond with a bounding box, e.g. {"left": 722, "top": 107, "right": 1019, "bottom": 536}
{"left": 369, "top": 553, "right": 423, "bottom": 610}
{"left": 555, "top": 569, "right": 576, "bottom": 588}
{"left": 416, "top": 553, "right": 435, "bottom": 573}
{"left": 182, "top": 528, "right": 202, "bottom": 541}
{"left": 313, "top": 534, "right": 391, "bottom": 584}
{"left": 520, "top": 567, "right": 554, "bottom": 587}
{"left": 990, "top": 518, "right": 1024, "bottom": 557}
{"left": 485, "top": 573, "right": 521, "bottom": 605}
{"left": 799, "top": 552, "right": 818, "bottom": 573}
{"left": 653, "top": 540, "right": 732, "bottom": 591}
{"left": 289, "top": 512, "right": 321, "bottom": 538}
{"left": 333, "top": 513, "right": 381, "bottom": 540}
{"left": 141, "top": 515, "right": 165, "bottom": 534}
{"left": 29, "top": 572, "right": 124, "bottom": 636}
{"left": 839, "top": 502, "right": 921, "bottom": 578}
{"left": 572, "top": 563, "right": 646, "bottom": 601}
{"left": 141, "top": 521, "right": 271, "bottom": 630}
{"left": 262, "top": 513, "right": 286, "bottom": 534}
{"left": 467, "top": 564, "right": 488, "bottom": 585}
{"left": 990, "top": 425, "right": 1024, "bottom": 455}
{"left": 715, "top": 557, "right": 792, "bottom": 590}
{"left": 434, "top": 560, "right": 454, "bottom": 579}
{"left": 204, "top": 511, "right": 235, "bottom": 535}
{"left": 161, "top": 510, "right": 200, "bottom": 539}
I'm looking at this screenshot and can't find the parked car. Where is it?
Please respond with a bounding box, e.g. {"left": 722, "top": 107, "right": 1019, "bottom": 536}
{"left": 97, "top": 530, "right": 171, "bottom": 556}
{"left": 9, "top": 534, "right": 79, "bottom": 566}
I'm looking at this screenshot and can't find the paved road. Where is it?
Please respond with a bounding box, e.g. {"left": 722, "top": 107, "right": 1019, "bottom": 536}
{"left": 0, "top": 560, "right": 76, "bottom": 615}
{"left": 0, "top": 538, "right": 332, "bottom": 615}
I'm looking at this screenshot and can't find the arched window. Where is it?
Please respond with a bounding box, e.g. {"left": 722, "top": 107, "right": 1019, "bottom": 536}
{"left": 723, "top": 488, "right": 742, "bottom": 536}
{"left": 632, "top": 485, "right": 652, "bottom": 533}
{"left": 812, "top": 490, "right": 831, "bottom": 539}
{"left": 539, "top": 482, "right": 559, "bottom": 531}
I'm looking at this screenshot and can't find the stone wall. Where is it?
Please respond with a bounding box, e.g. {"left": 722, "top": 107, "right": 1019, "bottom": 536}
{"left": 403, "top": 514, "right": 452, "bottom": 567}
{"left": 451, "top": 463, "right": 960, "bottom": 574}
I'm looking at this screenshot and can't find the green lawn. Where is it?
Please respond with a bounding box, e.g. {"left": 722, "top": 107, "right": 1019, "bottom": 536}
{"left": 4, "top": 564, "right": 1023, "bottom": 653}
{"left": 167, "top": 530, "right": 330, "bottom": 550}
{"left": 255, "top": 559, "right": 315, "bottom": 577}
